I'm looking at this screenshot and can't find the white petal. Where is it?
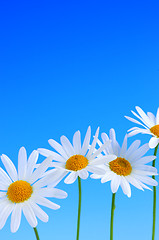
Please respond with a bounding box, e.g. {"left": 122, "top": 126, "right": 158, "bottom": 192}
{"left": 34, "top": 196, "right": 60, "bottom": 210}
{"left": 125, "top": 115, "right": 148, "bottom": 129}
{"left": 120, "top": 177, "right": 131, "bottom": 197}
{"left": 128, "top": 128, "right": 152, "bottom": 137}
{"left": 139, "top": 182, "right": 152, "bottom": 190}
{"left": 90, "top": 155, "right": 117, "bottom": 165}
{"left": 42, "top": 167, "right": 57, "bottom": 177}
{"left": 125, "top": 140, "right": 141, "bottom": 159}
{"left": 101, "top": 172, "right": 114, "bottom": 183}
{"left": 11, "top": 204, "right": 22, "bottom": 233}
{"left": 127, "top": 127, "right": 141, "bottom": 132}
{"left": 18, "top": 147, "right": 27, "bottom": 180}
{"left": 89, "top": 140, "right": 111, "bottom": 160}
{"left": 132, "top": 174, "right": 158, "bottom": 186}
{"left": 47, "top": 171, "right": 68, "bottom": 188}
{"left": 125, "top": 175, "right": 143, "bottom": 191}
{"left": 132, "top": 169, "right": 157, "bottom": 176}
{"left": 86, "top": 127, "right": 99, "bottom": 158}
{"left": 109, "top": 129, "right": 120, "bottom": 156}
{"left": 132, "top": 164, "right": 157, "bottom": 174}
{"left": 77, "top": 169, "right": 89, "bottom": 179}
{"left": 128, "top": 130, "right": 141, "bottom": 137}
{"left": 136, "top": 156, "right": 156, "bottom": 164}
{"left": 111, "top": 175, "right": 121, "bottom": 193}
{"left": 149, "top": 137, "right": 159, "bottom": 149}
{"left": 29, "top": 201, "right": 48, "bottom": 222}
{"left": 37, "top": 188, "right": 68, "bottom": 199}
{"left": 129, "top": 143, "right": 149, "bottom": 163}
{"left": 156, "top": 107, "right": 159, "bottom": 124}
{"left": 101, "top": 132, "right": 114, "bottom": 155}
{"left": 135, "top": 107, "right": 153, "bottom": 128}
{"left": 33, "top": 169, "right": 67, "bottom": 188}
{"left": 109, "top": 128, "right": 116, "bottom": 140}
{"left": 81, "top": 126, "right": 91, "bottom": 156}
{"left": 111, "top": 139, "right": 120, "bottom": 156}
{"left": 135, "top": 128, "right": 152, "bottom": 135}
{"left": 48, "top": 139, "right": 68, "bottom": 159}
{"left": 73, "top": 131, "right": 81, "bottom": 154}
{"left": 25, "top": 150, "right": 39, "bottom": 180}
{"left": 90, "top": 174, "right": 102, "bottom": 179}
{"left": 0, "top": 201, "right": 14, "bottom": 230}
{"left": 86, "top": 165, "right": 106, "bottom": 175}
{"left": 147, "top": 112, "right": 156, "bottom": 125}
{"left": 1, "top": 154, "right": 18, "bottom": 182}
{"left": 64, "top": 172, "right": 78, "bottom": 184}
{"left": 120, "top": 134, "right": 127, "bottom": 157}
{"left": 96, "top": 138, "right": 103, "bottom": 148}
{"left": 51, "top": 162, "right": 65, "bottom": 168}
{"left": 37, "top": 148, "right": 66, "bottom": 162}
{"left": 29, "top": 156, "right": 52, "bottom": 184}
{"left": 0, "top": 198, "right": 14, "bottom": 229}
{"left": 0, "top": 167, "right": 12, "bottom": 185}
{"left": 0, "top": 198, "right": 8, "bottom": 206}
{"left": 60, "top": 135, "right": 75, "bottom": 157}
{"left": 101, "top": 132, "right": 109, "bottom": 142}
{"left": 22, "top": 202, "right": 37, "bottom": 227}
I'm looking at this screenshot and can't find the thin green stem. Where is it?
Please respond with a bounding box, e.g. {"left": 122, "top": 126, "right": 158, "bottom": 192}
{"left": 152, "top": 144, "right": 158, "bottom": 240}
{"left": 76, "top": 177, "right": 81, "bottom": 240}
{"left": 110, "top": 193, "right": 116, "bottom": 240}
{"left": 33, "top": 227, "right": 40, "bottom": 240}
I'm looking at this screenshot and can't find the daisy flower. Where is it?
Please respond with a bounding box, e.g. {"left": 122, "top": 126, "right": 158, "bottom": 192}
{"left": 91, "top": 128, "right": 158, "bottom": 197}
{"left": 125, "top": 106, "right": 159, "bottom": 149}
{"left": 38, "top": 126, "right": 116, "bottom": 240}
{"left": 125, "top": 106, "right": 159, "bottom": 240}
{"left": 37, "top": 126, "right": 115, "bottom": 184}
{"left": 91, "top": 128, "right": 158, "bottom": 240}
{"left": 0, "top": 147, "right": 67, "bottom": 234}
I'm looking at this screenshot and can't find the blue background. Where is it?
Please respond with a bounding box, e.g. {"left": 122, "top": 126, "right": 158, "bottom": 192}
{"left": 0, "top": 0, "right": 159, "bottom": 239}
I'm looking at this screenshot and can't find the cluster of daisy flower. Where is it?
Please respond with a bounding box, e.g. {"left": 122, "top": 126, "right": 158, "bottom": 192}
{"left": 0, "top": 106, "right": 159, "bottom": 239}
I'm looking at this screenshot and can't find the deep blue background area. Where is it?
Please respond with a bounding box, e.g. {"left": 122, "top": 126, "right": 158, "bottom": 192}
{"left": 0, "top": 0, "right": 159, "bottom": 239}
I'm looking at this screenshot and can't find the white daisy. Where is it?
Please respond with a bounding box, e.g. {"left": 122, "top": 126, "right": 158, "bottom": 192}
{"left": 91, "top": 128, "right": 158, "bottom": 197}
{"left": 37, "top": 126, "right": 116, "bottom": 184}
{"left": 0, "top": 147, "right": 67, "bottom": 233}
{"left": 125, "top": 106, "right": 159, "bottom": 149}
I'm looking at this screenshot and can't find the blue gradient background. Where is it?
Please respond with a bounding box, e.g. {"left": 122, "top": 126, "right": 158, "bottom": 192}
{"left": 0, "top": 0, "right": 159, "bottom": 239}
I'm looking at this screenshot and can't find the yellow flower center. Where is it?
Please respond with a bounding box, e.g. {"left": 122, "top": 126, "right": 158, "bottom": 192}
{"left": 150, "top": 125, "right": 159, "bottom": 138}
{"left": 7, "top": 180, "right": 33, "bottom": 203}
{"left": 109, "top": 157, "right": 132, "bottom": 176}
{"left": 65, "top": 154, "right": 88, "bottom": 171}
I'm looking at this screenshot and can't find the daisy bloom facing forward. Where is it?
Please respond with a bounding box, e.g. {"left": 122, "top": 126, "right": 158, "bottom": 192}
{"left": 91, "top": 128, "right": 158, "bottom": 240}
{"left": 0, "top": 147, "right": 67, "bottom": 239}
{"left": 125, "top": 106, "right": 159, "bottom": 149}
{"left": 38, "top": 126, "right": 115, "bottom": 240}
{"left": 37, "top": 126, "right": 115, "bottom": 184}
{"left": 91, "top": 128, "right": 158, "bottom": 196}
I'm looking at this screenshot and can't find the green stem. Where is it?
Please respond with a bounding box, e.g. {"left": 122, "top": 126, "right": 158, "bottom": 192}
{"left": 76, "top": 177, "right": 81, "bottom": 240}
{"left": 110, "top": 193, "right": 116, "bottom": 240}
{"left": 152, "top": 144, "right": 158, "bottom": 240}
{"left": 33, "top": 227, "right": 40, "bottom": 240}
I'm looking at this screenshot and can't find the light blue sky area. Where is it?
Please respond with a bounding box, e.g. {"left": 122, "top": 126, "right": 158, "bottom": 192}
{"left": 0, "top": 0, "right": 159, "bottom": 239}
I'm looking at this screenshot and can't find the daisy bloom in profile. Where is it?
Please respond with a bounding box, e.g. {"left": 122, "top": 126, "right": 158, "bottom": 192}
{"left": 125, "top": 106, "right": 159, "bottom": 240}
{"left": 125, "top": 106, "right": 159, "bottom": 149}
{"left": 0, "top": 147, "right": 67, "bottom": 237}
{"left": 91, "top": 128, "right": 158, "bottom": 197}
{"left": 38, "top": 126, "right": 116, "bottom": 240}
{"left": 91, "top": 128, "right": 158, "bottom": 240}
